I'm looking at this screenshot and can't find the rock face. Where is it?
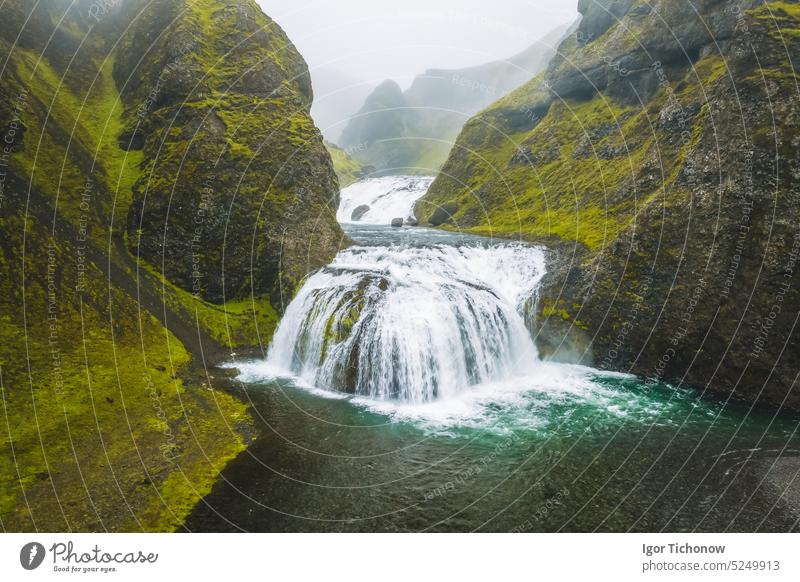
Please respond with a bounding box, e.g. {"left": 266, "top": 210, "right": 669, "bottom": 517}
{"left": 427, "top": 204, "right": 459, "bottom": 227}
{"left": 338, "top": 22, "right": 573, "bottom": 174}
{"left": 120, "top": 0, "right": 342, "bottom": 305}
{"left": 417, "top": 0, "right": 800, "bottom": 412}
{"left": 0, "top": 0, "right": 341, "bottom": 531}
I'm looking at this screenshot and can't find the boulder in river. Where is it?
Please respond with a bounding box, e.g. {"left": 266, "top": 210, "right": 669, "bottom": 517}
{"left": 405, "top": 216, "right": 419, "bottom": 227}
{"left": 390, "top": 217, "right": 404, "bottom": 228}
{"left": 428, "top": 204, "right": 458, "bottom": 226}
{"left": 350, "top": 204, "right": 370, "bottom": 221}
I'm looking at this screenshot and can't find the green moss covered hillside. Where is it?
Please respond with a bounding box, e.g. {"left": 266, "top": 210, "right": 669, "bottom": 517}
{"left": 325, "top": 141, "right": 366, "bottom": 188}
{"left": 0, "top": 0, "right": 342, "bottom": 531}
{"left": 417, "top": 0, "right": 800, "bottom": 411}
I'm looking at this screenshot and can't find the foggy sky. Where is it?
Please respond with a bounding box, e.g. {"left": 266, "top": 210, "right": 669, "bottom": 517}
{"left": 257, "top": 0, "right": 577, "bottom": 87}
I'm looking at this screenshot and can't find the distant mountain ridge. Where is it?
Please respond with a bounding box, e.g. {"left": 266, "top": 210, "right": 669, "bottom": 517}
{"left": 338, "top": 21, "right": 576, "bottom": 174}
{"left": 309, "top": 67, "right": 377, "bottom": 143}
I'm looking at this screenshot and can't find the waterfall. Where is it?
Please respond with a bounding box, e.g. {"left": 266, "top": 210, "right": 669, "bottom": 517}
{"left": 336, "top": 176, "right": 434, "bottom": 224}
{"left": 266, "top": 242, "right": 546, "bottom": 403}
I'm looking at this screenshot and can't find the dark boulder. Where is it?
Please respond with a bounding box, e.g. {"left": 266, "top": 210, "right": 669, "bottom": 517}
{"left": 390, "top": 217, "right": 404, "bottom": 228}
{"left": 428, "top": 204, "right": 458, "bottom": 227}
{"left": 351, "top": 204, "right": 370, "bottom": 221}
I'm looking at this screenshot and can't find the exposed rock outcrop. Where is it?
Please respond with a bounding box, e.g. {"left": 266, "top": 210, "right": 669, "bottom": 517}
{"left": 351, "top": 204, "right": 371, "bottom": 221}
{"left": 418, "top": 0, "right": 800, "bottom": 411}
{"left": 119, "top": 0, "right": 342, "bottom": 305}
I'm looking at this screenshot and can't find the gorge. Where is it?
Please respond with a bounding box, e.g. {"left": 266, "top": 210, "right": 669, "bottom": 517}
{"left": 190, "top": 177, "right": 800, "bottom": 532}
{"left": 1, "top": 0, "right": 799, "bottom": 534}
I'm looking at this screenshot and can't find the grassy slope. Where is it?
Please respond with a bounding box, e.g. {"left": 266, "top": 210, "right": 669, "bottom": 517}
{"left": 0, "top": 0, "right": 336, "bottom": 530}
{"left": 421, "top": 1, "right": 798, "bottom": 247}
{"left": 325, "top": 141, "right": 365, "bottom": 187}
{"left": 418, "top": 54, "right": 726, "bottom": 249}
{"left": 0, "top": 54, "right": 252, "bottom": 528}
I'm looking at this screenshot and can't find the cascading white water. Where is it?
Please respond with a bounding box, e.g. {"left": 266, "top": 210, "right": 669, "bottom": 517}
{"left": 265, "top": 242, "right": 546, "bottom": 403}
{"left": 336, "top": 176, "right": 434, "bottom": 224}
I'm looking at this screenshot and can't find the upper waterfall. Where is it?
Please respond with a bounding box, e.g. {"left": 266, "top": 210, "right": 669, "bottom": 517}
{"left": 336, "top": 176, "right": 434, "bottom": 224}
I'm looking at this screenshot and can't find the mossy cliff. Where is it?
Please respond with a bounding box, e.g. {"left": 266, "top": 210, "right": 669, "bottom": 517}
{"left": 0, "top": 0, "right": 341, "bottom": 531}
{"left": 117, "top": 0, "right": 342, "bottom": 306}
{"left": 417, "top": 0, "right": 800, "bottom": 411}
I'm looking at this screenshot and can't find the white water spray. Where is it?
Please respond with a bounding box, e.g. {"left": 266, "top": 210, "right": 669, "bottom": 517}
{"left": 336, "top": 176, "right": 434, "bottom": 224}
{"left": 265, "top": 242, "right": 546, "bottom": 403}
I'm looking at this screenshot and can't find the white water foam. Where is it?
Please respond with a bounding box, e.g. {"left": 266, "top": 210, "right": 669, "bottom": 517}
{"left": 352, "top": 362, "right": 636, "bottom": 429}
{"left": 260, "top": 242, "right": 546, "bottom": 403}
{"left": 231, "top": 355, "right": 655, "bottom": 434}
{"left": 336, "top": 175, "right": 434, "bottom": 224}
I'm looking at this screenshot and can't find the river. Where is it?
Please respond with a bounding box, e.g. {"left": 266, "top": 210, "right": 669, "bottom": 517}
{"left": 185, "top": 176, "right": 800, "bottom": 532}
